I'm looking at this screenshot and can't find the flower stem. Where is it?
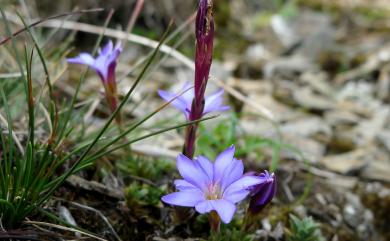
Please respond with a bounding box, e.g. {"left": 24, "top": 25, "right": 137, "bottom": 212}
{"left": 209, "top": 211, "right": 221, "bottom": 233}
{"left": 182, "top": 123, "right": 198, "bottom": 159}
{"left": 104, "top": 82, "right": 121, "bottom": 125}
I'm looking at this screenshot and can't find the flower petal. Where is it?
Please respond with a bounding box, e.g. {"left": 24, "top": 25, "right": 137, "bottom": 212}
{"left": 213, "top": 145, "right": 235, "bottom": 183}
{"left": 174, "top": 179, "right": 200, "bottom": 191}
{"left": 195, "top": 156, "right": 214, "bottom": 181}
{"left": 176, "top": 154, "right": 210, "bottom": 191}
{"left": 195, "top": 200, "right": 236, "bottom": 224}
{"left": 158, "top": 90, "right": 189, "bottom": 116}
{"left": 107, "top": 43, "right": 122, "bottom": 64}
{"left": 248, "top": 173, "right": 276, "bottom": 214}
{"left": 223, "top": 189, "right": 250, "bottom": 203}
{"left": 161, "top": 190, "right": 204, "bottom": 207}
{"left": 195, "top": 200, "right": 213, "bottom": 214}
{"left": 223, "top": 175, "right": 265, "bottom": 203}
{"left": 203, "top": 89, "right": 230, "bottom": 114}
{"left": 220, "top": 158, "right": 244, "bottom": 191}
{"left": 100, "top": 40, "right": 113, "bottom": 55}
{"left": 94, "top": 54, "right": 109, "bottom": 80}
{"left": 212, "top": 199, "right": 236, "bottom": 224}
{"left": 67, "top": 53, "right": 95, "bottom": 66}
{"left": 180, "top": 82, "right": 195, "bottom": 105}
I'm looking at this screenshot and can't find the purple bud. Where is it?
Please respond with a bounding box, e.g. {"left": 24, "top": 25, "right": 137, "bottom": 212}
{"left": 192, "top": 0, "right": 214, "bottom": 121}
{"left": 248, "top": 171, "right": 276, "bottom": 214}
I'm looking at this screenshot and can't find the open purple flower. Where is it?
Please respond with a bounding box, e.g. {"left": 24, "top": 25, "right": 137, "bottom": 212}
{"left": 248, "top": 171, "right": 276, "bottom": 214}
{"left": 161, "top": 146, "right": 266, "bottom": 223}
{"left": 67, "top": 40, "right": 122, "bottom": 85}
{"left": 158, "top": 82, "right": 229, "bottom": 120}
{"left": 67, "top": 40, "right": 123, "bottom": 123}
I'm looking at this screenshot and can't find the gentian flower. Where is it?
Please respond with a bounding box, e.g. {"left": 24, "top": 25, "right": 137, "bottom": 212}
{"left": 158, "top": 82, "right": 229, "bottom": 120}
{"left": 67, "top": 41, "right": 123, "bottom": 123}
{"left": 248, "top": 171, "right": 276, "bottom": 214}
{"left": 161, "top": 146, "right": 266, "bottom": 224}
{"left": 67, "top": 41, "right": 122, "bottom": 85}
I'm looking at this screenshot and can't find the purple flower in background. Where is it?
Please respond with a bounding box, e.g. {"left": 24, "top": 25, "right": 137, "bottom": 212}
{"left": 158, "top": 82, "right": 229, "bottom": 120}
{"left": 161, "top": 146, "right": 265, "bottom": 223}
{"left": 248, "top": 171, "right": 276, "bottom": 214}
{"left": 67, "top": 41, "right": 122, "bottom": 85}
{"left": 67, "top": 41, "right": 123, "bottom": 123}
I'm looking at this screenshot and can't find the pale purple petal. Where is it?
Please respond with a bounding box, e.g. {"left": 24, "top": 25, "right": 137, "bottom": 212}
{"left": 67, "top": 53, "right": 95, "bottom": 66}
{"left": 176, "top": 154, "right": 210, "bottom": 191}
{"left": 107, "top": 42, "right": 123, "bottom": 64}
{"left": 174, "top": 179, "right": 200, "bottom": 191}
{"left": 158, "top": 90, "right": 188, "bottom": 114}
{"left": 195, "top": 156, "right": 214, "bottom": 181}
{"left": 161, "top": 190, "right": 204, "bottom": 207}
{"left": 223, "top": 175, "right": 265, "bottom": 203}
{"left": 211, "top": 199, "right": 236, "bottom": 224}
{"left": 195, "top": 200, "right": 236, "bottom": 224}
{"left": 94, "top": 55, "right": 109, "bottom": 80}
{"left": 158, "top": 82, "right": 195, "bottom": 119}
{"left": 100, "top": 40, "right": 113, "bottom": 55}
{"left": 203, "top": 89, "right": 230, "bottom": 114}
{"left": 223, "top": 189, "right": 250, "bottom": 203}
{"left": 220, "top": 158, "right": 244, "bottom": 191}
{"left": 180, "top": 82, "right": 195, "bottom": 104}
{"left": 195, "top": 200, "right": 213, "bottom": 214}
{"left": 213, "top": 145, "right": 235, "bottom": 183}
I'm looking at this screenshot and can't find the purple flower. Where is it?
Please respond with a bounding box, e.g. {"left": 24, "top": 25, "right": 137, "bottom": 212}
{"left": 248, "top": 171, "right": 276, "bottom": 214}
{"left": 67, "top": 41, "right": 123, "bottom": 123}
{"left": 67, "top": 41, "right": 122, "bottom": 85}
{"left": 161, "top": 146, "right": 266, "bottom": 223}
{"left": 158, "top": 82, "right": 229, "bottom": 120}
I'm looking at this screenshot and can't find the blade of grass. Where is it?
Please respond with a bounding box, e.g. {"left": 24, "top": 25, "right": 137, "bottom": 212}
{"left": 17, "top": 11, "right": 58, "bottom": 144}
{"left": 0, "top": 8, "right": 104, "bottom": 46}
{"left": 26, "top": 45, "right": 35, "bottom": 150}
{"left": 0, "top": 89, "right": 14, "bottom": 189}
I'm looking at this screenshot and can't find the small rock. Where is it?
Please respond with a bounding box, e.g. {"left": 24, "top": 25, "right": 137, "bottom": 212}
{"left": 324, "top": 110, "right": 360, "bottom": 127}
{"left": 264, "top": 55, "right": 316, "bottom": 78}
{"left": 293, "top": 87, "right": 335, "bottom": 111}
{"left": 354, "top": 105, "right": 389, "bottom": 146}
{"left": 281, "top": 116, "right": 333, "bottom": 143}
{"left": 300, "top": 71, "right": 334, "bottom": 97}
{"left": 271, "top": 15, "right": 300, "bottom": 48}
{"left": 321, "top": 148, "right": 370, "bottom": 174}
{"left": 281, "top": 135, "right": 326, "bottom": 163}
{"left": 244, "top": 43, "right": 273, "bottom": 69}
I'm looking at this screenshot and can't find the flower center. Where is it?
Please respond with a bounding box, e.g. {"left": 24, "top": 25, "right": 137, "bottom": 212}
{"left": 205, "top": 183, "right": 222, "bottom": 200}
